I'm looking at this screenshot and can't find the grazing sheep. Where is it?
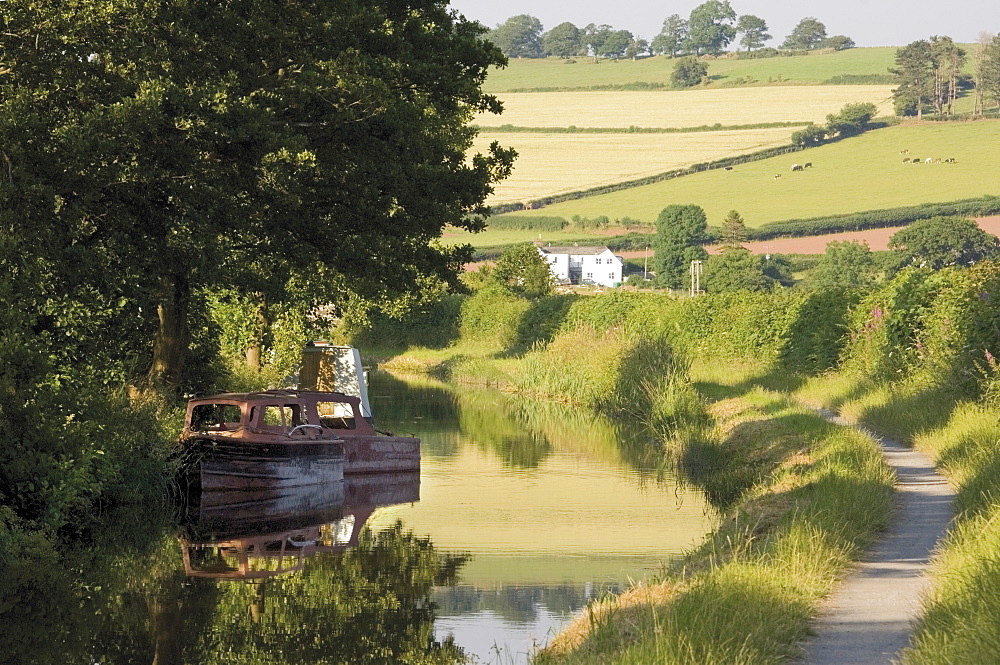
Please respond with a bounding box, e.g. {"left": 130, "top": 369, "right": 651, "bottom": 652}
{"left": 791, "top": 164, "right": 803, "bottom": 172}
{"left": 925, "top": 157, "right": 933, "bottom": 164}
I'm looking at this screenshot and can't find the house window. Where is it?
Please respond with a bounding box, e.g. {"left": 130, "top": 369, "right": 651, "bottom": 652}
{"left": 609, "top": 272, "right": 615, "bottom": 280}
{"left": 586, "top": 272, "right": 593, "bottom": 279}
{"left": 596, "top": 258, "right": 602, "bottom": 264}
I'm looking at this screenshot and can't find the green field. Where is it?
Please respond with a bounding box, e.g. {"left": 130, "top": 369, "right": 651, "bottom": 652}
{"left": 482, "top": 47, "right": 908, "bottom": 92}
{"left": 493, "top": 121, "right": 1000, "bottom": 227}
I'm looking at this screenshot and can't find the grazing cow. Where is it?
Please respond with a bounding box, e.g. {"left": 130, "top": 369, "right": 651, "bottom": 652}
{"left": 724, "top": 166, "right": 734, "bottom": 171}
{"left": 804, "top": 162, "right": 812, "bottom": 168}
{"left": 925, "top": 157, "right": 933, "bottom": 164}
{"left": 791, "top": 164, "right": 803, "bottom": 172}
{"left": 774, "top": 173, "right": 782, "bottom": 180}
{"left": 944, "top": 157, "right": 956, "bottom": 163}
{"left": 900, "top": 149, "right": 909, "bottom": 154}
{"left": 911, "top": 158, "right": 920, "bottom": 163}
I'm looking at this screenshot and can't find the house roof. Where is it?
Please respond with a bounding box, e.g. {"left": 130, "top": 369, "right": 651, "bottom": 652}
{"left": 538, "top": 246, "right": 611, "bottom": 256}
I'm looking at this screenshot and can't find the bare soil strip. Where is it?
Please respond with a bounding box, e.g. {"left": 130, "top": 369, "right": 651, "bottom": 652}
{"left": 799, "top": 413, "right": 955, "bottom": 665}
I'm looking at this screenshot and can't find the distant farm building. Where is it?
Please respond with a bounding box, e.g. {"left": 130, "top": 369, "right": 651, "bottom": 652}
{"left": 536, "top": 245, "right": 624, "bottom": 287}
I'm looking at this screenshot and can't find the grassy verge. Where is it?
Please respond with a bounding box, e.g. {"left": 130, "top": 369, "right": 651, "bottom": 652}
{"left": 535, "top": 360, "right": 894, "bottom": 665}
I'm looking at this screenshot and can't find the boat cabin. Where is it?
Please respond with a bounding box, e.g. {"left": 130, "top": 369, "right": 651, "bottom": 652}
{"left": 183, "top": 389, "right": 375, "bottom": 442}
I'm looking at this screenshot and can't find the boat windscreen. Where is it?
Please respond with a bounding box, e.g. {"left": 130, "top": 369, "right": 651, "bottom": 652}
{"left": 190, "top": 404, "right": 242, "bottom": 430}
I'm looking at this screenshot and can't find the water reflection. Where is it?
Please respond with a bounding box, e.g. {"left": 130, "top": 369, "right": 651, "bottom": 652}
{"left": 2, "top": 373, "right": 714, "bottom": 665}
{"left": 367, "top": 372, "right": 716, "bottom": 664}
{"left": 0, "top": 474, "right": 468, "bottom": 665}
{"left": 178, "top": 473, "right": 419, "bottom": 580}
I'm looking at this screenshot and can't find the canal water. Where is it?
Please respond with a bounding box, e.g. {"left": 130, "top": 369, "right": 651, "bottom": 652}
{"left": 1, "top": 372, "right": 715, "bottom": 665}
{"left": 366, "top": 372, "right": 716, "bottom": 663}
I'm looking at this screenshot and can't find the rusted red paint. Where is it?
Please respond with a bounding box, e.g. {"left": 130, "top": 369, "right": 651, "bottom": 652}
{"left": 180, "top": 390, "right": 420, "bottom": 489}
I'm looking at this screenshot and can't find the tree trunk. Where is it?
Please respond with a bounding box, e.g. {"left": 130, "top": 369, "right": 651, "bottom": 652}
{"left": 148, "top": 274, "right": 190, "bottom": 392}
{"left": 244, "top": 291, "right": 269, "bottom": 371}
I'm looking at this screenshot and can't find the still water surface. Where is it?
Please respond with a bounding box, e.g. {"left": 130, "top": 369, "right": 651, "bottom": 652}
{"left": 366, "top": 372, "right": 716, "bottom": 663}
{"left": 3, "top": 372, "right": 715, "bottom": 665}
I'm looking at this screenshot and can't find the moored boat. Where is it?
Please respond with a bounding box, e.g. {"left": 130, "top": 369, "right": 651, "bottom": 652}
{"left": 180, "top": 389, "right": 420, "bottom": 490}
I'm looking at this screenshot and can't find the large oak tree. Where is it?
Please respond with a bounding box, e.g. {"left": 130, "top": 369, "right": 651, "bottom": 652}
{"left": 0, "top": 0, "right": 514, "bottom": 391}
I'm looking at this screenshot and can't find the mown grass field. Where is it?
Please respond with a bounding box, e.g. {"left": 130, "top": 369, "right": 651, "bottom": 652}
{"left": 471, "top": 127, "right": 797, "bottom": 203}
{"left": 496, "top": 120, "right": 1000, "bottom": 227}
{"left": 481, "top": 47, "right": 903, "bottom": 92}
{"left": 476, "top": 86, "right": 896, "bottom": 128}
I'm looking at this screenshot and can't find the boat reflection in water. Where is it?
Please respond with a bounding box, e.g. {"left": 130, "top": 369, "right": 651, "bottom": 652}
{"left": 178, "top": 471, "right": 420, "bottom": 580}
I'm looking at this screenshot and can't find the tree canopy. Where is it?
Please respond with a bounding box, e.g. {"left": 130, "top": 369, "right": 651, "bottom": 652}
{"left": 736, "top": 15, "right": 771, "bottom": 51}
{"left": 489, "top": 244, "right": 554, "bottom": 297}
{"left": 652, "top": 205, "right": 709, "bottom": 288}
{"left": 543, "top": 22, "right": 583, "bottom": 57}
{"left": 782, "top": 17, "right": 827, "bottom": 50}
{"left": 652, "top": 15, "right": 688, "bottom": 57}
{"left": 489, "top": 14, "right": 544, "bottom": 58}
{"left": 684, "top": 0, "right": 737, "bottom": 55}
{"left": 0, "top": 0, "right": 515, "bottom": 391}
{"left": 810, "top": 241, "right": 878, "bottom": 290}
{"left": 672, "top": 56, "right": 709, "bottom": 87}
{"left": 889, "top": 217, "right": 999, "bottom": 269}
{"left": 705, "top": 248, "right": 775, "bottom": 293}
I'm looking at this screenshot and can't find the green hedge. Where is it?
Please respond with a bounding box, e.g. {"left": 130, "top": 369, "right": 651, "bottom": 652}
{"left": 486, "top": 215, "right": 568, "bottom": 231}
{"left": 823, "top": 74, "right": 897, "bottom": 85}
{"left": 746, "top": 197, "right": 1000, "bottom": 241}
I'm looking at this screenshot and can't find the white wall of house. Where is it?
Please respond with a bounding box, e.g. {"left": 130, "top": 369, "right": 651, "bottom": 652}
{"left": 540, "top": 251, "right": 570, "bottom": 283}
{"left": 537, "top": 247, "right": 623, "bottom": 287}
{"left": 579, "top": 249, "right": 622, "bottom": 287}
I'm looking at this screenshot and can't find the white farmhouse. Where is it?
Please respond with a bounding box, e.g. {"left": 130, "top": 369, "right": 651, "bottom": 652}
{"left": 536, "top": 244, "right": 624, "bottom": 287}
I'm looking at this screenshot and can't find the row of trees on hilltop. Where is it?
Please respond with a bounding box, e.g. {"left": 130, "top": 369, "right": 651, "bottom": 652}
{"left": 892, "top": 34, "right": 1000, "bottom": 117}
{"left": 487, "top": 2, "right": 853, "bottom": 60}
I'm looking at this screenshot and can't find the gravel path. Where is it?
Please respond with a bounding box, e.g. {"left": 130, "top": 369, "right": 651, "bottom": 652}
{"left": 798, "top": 415, "right": 955, "bottom": 665}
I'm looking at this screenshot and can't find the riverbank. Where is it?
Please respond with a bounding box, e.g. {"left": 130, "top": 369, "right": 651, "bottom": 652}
{"left": 351, "top": 264, "right": 1000, "bottom": 663}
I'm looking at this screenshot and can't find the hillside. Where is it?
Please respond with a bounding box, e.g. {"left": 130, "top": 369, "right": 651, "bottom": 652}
{"left": 496, "top": 121, "right": 1000, "bottom": 226}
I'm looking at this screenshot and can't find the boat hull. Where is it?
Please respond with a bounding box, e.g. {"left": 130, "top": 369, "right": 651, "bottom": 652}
{"left": 183, "top": 439, "right": 345, "bottom": 491}
{"left": 341, "top": 435, "right": 420, "bottom": 474}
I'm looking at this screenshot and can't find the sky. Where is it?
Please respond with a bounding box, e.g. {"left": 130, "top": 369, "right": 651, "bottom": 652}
{"left": 446, "top": 0, "right": 1000, "bottom": 48}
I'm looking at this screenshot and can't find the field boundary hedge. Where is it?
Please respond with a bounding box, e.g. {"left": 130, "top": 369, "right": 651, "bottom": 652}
{"left": 474, "top": 121, "right": 810, "bottom": 134}
{"left": 739, "top": 197, "right": 1000, "bottom": 241}
{"left": 490, "top": 143, "right": 803, "bottom": 215}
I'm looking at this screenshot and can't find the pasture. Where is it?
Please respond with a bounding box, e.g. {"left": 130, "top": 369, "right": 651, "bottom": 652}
{"left": 476, "top": 86, "right": 896, "bottom": 128}
{"left": 471, "top": 127, "right": 797, "bottom": 203}
{"left": 481, "top": 47, "right": 902, "bottom": 92}
{"left": 496, "top": 120, "right": 1000, "bottom": 227}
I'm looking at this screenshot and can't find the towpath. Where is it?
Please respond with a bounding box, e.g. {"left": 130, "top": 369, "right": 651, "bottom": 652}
{"left": 797, "top": 413, "right": 955, "bottom": 665}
